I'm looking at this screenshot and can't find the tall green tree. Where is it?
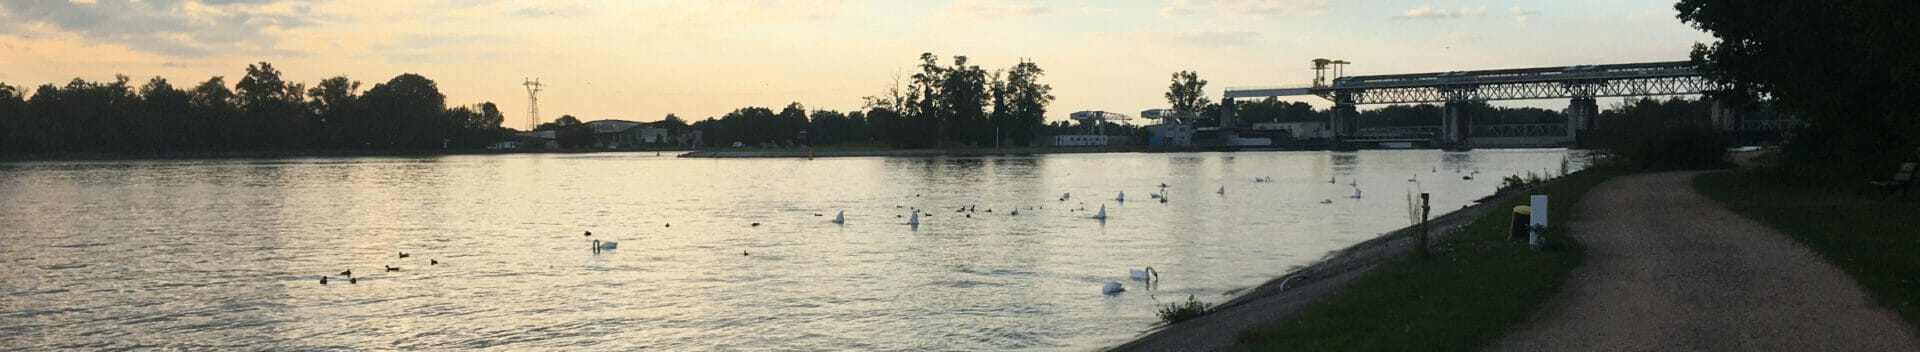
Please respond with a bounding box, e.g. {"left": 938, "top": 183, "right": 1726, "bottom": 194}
{"left": 941, "top": 56, "right": 989, "bottom": 145}
{"left": 1166, "top": 71, "right": 1210, "bottom": 124}
{"left": 1677, "top": 0, "right": 1920, "bottom": 170}
{"left": 1003, "top": 60, "right": 1054, "bottom": 146}
{"left": 235, "top": 62, "right": 308, "bottom": 149}
{"left": 358, "top": 73, "right": 446, "bottom": 149}
{"left": 306, "top": 76, "right": 361, "bottom": 149}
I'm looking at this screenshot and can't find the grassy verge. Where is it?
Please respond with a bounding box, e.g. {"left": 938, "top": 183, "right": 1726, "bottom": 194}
{"left": 1694, "top": 168, "right": 1920, "bottom": 330}
{"left": 1233, "top": 168, "right": 1623, "bottom": 352}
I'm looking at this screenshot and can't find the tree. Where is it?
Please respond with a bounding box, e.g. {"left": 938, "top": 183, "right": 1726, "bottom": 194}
{"left": 941, "top": 56, "right": 989, "bottom": 145}
{"left": 358, "top": 73, "right": 447, "bottom": 149}
{"left": 140, "top": 77, "right": 193, "bottom": 150}
{"left": 1677, "top": 0, "right": 1920, "bottom": 170}
{"left": 307, "top": 76, "right": 361, "bottom": 149}
{"left": 235, "top": 62, "right": 307, "bottom": 149}
{"left": 188, "top": 76, "right": 240, "bottom": 150}
{"left": 1166, "top": 71, "right": 1210, "bottom": 124}
{"left": 1002, "top": 60, "right": 1054, "bottom": 146}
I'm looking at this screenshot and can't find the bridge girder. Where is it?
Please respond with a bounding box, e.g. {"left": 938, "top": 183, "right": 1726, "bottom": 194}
{"left": 1320, "top": 75, "right": 1715, "bottom": 105}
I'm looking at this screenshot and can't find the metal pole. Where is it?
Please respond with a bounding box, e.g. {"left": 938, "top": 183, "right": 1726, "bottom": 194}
{"left": 1419, "top": 193, "right": 1431, "bottom": 258}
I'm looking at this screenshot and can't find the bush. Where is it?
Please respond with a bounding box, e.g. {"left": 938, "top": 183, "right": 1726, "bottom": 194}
{"left": 1157, "top": 294, "right": 1214, "bottom": 324}
{"left": 1592, "top": 98, "right": 1730, "bottom": 171}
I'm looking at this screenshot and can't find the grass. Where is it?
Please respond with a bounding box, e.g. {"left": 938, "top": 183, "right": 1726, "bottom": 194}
{"left": 1694, "top": 167, "right": 1920, "bottom": 330}
{"left": 1233, "top": 168, "right": 1623, "bottom": 352}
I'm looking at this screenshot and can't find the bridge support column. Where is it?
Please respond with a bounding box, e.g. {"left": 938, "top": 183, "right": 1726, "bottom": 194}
{"left": 1220, "top": 98, "right": 1237, "bottom": 129}
{"left": 1442, "top": 100, "right": 1472, "bottom": 148}
{"left": 1566, "top": 97, "right": 1598, "bottom": 145}
{"left": 1330, "top": 92, "right": 1357, "bottom": 142}
{"left": 1711, "top": 100, "right": 1743, "bottom": 146}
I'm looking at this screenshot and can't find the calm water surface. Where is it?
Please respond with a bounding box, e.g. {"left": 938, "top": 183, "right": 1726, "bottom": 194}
{"left": 0, "top": 150, "right": 1585, "bottom": 351}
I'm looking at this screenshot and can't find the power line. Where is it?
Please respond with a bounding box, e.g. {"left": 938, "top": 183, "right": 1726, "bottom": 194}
{"left": 523, "top": 78, "right": 543, "bottom": 131}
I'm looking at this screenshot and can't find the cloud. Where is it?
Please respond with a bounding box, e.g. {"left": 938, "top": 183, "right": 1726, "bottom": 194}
{"left": 162, "top": 62, "right": 190, "bottom": 68}
{"left": 948, "top": 0, "right": 1050, "bottom": 19}
{"left": 0, "top": 0, "right": 320, "bottom": 58}
{"left": 1084, "top": 29, "right": 1262, "bottom": 48}
{"left": 1510, "top": 7, "right": 1540, "bottom": 25}
{"left": 1158, "top": 0, "right": 1331, "bottom": 19}
{"left": 1395, "top": 5, "right": 1487, "bottom": 19}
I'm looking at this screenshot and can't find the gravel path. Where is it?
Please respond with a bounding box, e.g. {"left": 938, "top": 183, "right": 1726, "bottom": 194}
{"left": 1487, "top": 171, "right": 1920, "bottom": 351}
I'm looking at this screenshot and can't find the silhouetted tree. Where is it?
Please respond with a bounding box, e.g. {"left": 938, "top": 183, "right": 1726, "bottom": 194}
{"left": 1166, "top": 71, "right": 1211, "bottom": 124}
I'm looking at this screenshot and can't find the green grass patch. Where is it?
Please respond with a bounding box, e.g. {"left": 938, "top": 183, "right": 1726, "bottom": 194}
{"left": 1233, "top": 168, "right": 1623, "bottom": 352}
{"left": 1694, "top": 168, "right": 1920, "bottom": 330}
{"left": 1158, "top": 294, "right": 1216, "bottom": 324}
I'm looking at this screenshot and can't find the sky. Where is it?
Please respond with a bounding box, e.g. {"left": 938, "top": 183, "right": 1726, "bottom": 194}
{"left": 0, "top": 0, "right": 1713, "bottom": 129}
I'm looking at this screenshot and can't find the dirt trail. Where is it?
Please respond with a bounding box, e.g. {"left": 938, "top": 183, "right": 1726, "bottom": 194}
{"left": 1487, "top": 172, "right": 1920, "bottom": 351}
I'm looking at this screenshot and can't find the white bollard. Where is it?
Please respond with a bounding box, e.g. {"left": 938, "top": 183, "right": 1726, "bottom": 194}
{"left": 1529, "top": 195, "right": 1549, "bottom": 250}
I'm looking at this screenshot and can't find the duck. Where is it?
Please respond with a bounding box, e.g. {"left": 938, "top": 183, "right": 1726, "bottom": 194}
{"left": 1009, "top": 209, "right": 1019, "bottom": 216}
{"left": 385, "top": 265, "right": 401, "bottom": 272}
{"left": 349, "top": 277, "right": 357, "bottom": 284}
{"left": 398, "top": 252, "right": 410, "bottom": 258}
{"left": 751, "top": 222, "right": 761, "bottom": 227}
{"left": 742, "top": 250, "right": 749, "bottom": 256}
{"left": 320, "top": 276, "right": 328, "bottom": 285}
{"left": 430, "top": 259, "right": 439, "bottom": 265}
{"left": 583, "top": 231, "right": 592, "bottom": 237}
{"left": 339, "top": 269, "right": 352, "bottom": 276}
{"left": 1102, "top": 280, "right": 1126, "bottom": 294}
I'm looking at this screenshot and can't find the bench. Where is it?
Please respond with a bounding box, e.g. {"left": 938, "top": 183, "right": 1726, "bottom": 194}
{"left": 1870, "top": 162, "right": 1916, "bottom": 199}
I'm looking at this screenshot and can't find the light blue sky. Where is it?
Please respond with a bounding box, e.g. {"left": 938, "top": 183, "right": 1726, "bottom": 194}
{"left": 0, "top": 0, "right": 1711, "bottom": 127}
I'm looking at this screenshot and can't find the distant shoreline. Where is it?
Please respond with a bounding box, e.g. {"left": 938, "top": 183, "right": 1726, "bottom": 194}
{"left": 0, "top": 147, "right": 692, "bottom": 163}
{"left": 677, "top": 146, "right": 1184, "bottom": 158}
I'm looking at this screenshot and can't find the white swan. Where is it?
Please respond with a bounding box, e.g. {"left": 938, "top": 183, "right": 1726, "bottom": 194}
{"left": 1093, "top": 204, "right": 1107, "bottom": 220}
{"left": 593, "top": 239, "right": 617, "bottom": 249}
{"left": 831, "top": 211, "right": 844, "bottom": 224}
{"left": 1321, "top": 199, "right": 1333, "bottom": 204}
{"left": 1103, "top": 280, "right": 1126, "bottom": 294}
{"left": 1350, "top": 188, "right": 1363, "bottom": 199}
{"left": 908, "top": 212, "right": 919, "bottom": 226}
{"left": 1117, "top": 191, "right": 1125, "bottom": 202}
{"left": 1217, "top": 186, "right": 1226, "bottom": 195}
{"left": 1130, "top": 267, "right": 1159, "bottom": 282}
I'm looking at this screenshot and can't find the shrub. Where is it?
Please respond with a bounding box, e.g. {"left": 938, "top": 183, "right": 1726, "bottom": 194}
{"left": 1157, "top": 294, "right": 1214, "bottom": 324}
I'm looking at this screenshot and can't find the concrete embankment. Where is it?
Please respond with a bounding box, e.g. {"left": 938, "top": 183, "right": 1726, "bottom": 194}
{"left": 1105, "top": 182, "right": 1549, "bottom": 352}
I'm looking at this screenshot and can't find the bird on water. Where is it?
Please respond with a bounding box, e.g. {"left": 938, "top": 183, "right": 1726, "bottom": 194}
{"left": 385, "top": 265, "right": 401, "bottom": 272}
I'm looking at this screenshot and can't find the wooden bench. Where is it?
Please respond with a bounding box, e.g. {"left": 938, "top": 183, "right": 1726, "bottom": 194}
{"left": 1871, "top": 162, "right": 1916, "bottom": 199}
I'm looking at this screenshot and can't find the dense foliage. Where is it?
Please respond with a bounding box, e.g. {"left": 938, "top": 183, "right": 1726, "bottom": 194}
{"left": 1591, "top": 98, "right": 1728, "bottom": 170}
{"left": 1677, "top": 0, "right": 1920, "bottom": 172}
{"left": 0, "top": 62, "right": 508, "bottom": 153}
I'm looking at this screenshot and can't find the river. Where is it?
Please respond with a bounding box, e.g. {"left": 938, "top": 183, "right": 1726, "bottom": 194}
{"left": 0, "top": 149, "right": 1585, "bottom": 351}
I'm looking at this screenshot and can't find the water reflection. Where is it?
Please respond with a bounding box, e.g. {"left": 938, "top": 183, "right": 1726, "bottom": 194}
{"left": 0, "top": 150, "right": 1586, "bottom": 351}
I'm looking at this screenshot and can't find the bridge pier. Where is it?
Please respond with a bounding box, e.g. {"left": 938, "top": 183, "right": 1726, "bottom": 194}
{"left": 1566, "top": 97, "right": 1598, "bottom": 145}
{"left": 1220, "top": 97, "right": 1237, "bottom": 129}
{"left": 1441, "top": 100, "right": 1473, "bottom": 148}
{"left": 1330, "top": 92, "right": 1357, "bottom": 141}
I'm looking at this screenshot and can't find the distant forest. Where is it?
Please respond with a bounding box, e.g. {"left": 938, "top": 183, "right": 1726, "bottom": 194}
{"left": 0, "top": 62, "right": 508, "bottom": 153}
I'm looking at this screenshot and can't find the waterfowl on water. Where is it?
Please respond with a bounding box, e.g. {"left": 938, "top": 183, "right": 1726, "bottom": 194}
{"left": 398, "top": 252, "right": 410, "bottom": 258}
{"left": 339, "top": 269, "right": 352, "bottom": 276}
{"left": 1103, "top": 281, "right": 1125, "bottom": 294}
{"left": 349, "top": 277, "right": 357, "bottom": 284}
{"left": 583, "top": 231, "right": 592, "bottom": 237}
{"left": 1130, "top": 267, "right": 1160, "bottom": 282}
{"left": 751, "top": 222, "right": 761, "bottom": 227}
{"left": 320, "top": 276, "right": 328, "bottom": 285}
{"left": 430, "top": 259, "right": 438, "bottom": 265}
{"left": 385, "top": 265, "right": 401, "bottom": 272}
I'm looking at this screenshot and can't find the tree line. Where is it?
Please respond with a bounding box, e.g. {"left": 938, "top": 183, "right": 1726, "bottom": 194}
{"left": 0, "top": 62, "right": 508, "bottom": 153}
{"left": 694, "top": 53, "right": 1057, "bottom": 149}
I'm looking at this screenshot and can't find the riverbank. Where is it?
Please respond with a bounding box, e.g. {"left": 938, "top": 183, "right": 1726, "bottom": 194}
{"left": 0, "top": 147, "right": 692, "bottom": 163}
{"left": 1107, "top": 168, "right": 1617, "bottom": 352}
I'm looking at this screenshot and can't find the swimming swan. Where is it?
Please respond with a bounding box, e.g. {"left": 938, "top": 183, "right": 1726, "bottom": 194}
{"left": 1103, "top": 280, "right": 1126, "bottom": 294}
{"left": 1092, "top": 204, "right": 1107, "bottom": 220}
{"left": 1130, "top": 267, "right": 1159, "bottom": 282}
{"left": 832, "top": 211, "right": 845, "bottom": 225}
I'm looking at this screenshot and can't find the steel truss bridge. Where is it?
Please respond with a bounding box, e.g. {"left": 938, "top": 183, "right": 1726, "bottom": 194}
{"left": 1220, "top": 61, "right": 1723, "bottom": 147}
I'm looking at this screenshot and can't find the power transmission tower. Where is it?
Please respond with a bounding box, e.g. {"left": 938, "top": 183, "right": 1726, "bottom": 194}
{"left": 523, "top": 78, "right": 544, "bottom": 131}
